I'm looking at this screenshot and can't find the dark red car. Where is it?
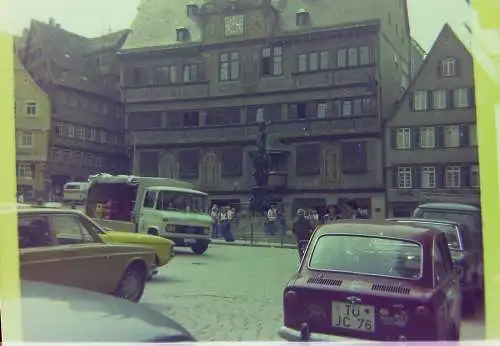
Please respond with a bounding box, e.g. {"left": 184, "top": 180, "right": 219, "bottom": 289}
{"left": 278, "top": 220, "right": 462, "bottom": 342}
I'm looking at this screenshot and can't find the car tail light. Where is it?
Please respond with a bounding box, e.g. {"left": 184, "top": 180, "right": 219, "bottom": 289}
{"left": 284, "top": 290, "right": 299, "bottom": 309}
{"left": 415, "top": 305, "right": 431, "bottom": 317}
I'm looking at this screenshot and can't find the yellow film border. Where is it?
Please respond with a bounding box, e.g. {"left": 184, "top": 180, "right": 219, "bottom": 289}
{"left": 0, "top": 32, "right": 22, "bottom": 341}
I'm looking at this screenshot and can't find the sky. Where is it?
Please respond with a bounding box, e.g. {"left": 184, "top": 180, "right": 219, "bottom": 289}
{"left": 0, "top": 0, "right": 472, "bottom": 52}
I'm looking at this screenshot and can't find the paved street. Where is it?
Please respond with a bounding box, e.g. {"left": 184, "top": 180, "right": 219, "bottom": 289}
{"left": 140, "top": 244, "right": 485, "bottom": 341}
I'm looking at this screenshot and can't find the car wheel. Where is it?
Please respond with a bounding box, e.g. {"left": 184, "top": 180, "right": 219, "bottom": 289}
{"left": 191, "top": 242, "right": 208, "bottom": 255}
{"left": 115, "top": 263, "right": 146, "bottom": 302}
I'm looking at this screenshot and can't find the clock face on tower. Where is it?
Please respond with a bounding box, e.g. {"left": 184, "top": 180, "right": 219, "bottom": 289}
{"left": 224, "top": 14, "right": 245, "bottom": 36}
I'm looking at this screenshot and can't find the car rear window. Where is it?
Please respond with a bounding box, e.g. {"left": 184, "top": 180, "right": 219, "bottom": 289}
{"left": 308, "top": 235, "right": 422, "bottom": 280}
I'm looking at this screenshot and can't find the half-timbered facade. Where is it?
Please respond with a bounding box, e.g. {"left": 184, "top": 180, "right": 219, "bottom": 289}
{"left": 21, "top": 19, "right": 130, "bottom": 196}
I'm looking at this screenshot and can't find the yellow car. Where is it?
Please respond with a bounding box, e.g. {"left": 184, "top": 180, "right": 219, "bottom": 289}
{"left": 96, "top": 227, "right": 175, "bottom": 278}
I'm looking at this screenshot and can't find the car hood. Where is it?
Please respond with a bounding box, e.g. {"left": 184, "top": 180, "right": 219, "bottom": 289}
{"left": 18, "top": 280, "right": 195, "bottom": 342}
{"left": 100, "top": 231, "right": 174, "bottom": 246}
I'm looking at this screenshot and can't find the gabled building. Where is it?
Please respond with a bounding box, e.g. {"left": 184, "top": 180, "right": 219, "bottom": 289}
{"left": 385, "top": 24, "right": 478, "bottom": 217}
{"left": 21, "top": 18, "right": 130, "bottom": 197}
{"left": 410, "top": 37, "right": 425, "bottom": 78}
{"left": 119, "top": 0, "right": 412, "bottom": 217}
{"left": 13, "top": 49, "right": 51, "bottom": 201}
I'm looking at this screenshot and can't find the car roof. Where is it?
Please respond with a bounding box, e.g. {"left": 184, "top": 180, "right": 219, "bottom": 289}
{"left": 315, "top": 220, "right": 439, "bottom": 242}
{"left": 416, "top": 203, "right": 480, "bottom": 212}
{"left": 19, "top": 280, "right": 196, "bottom": 342}
{"left": 388, "top": 218, "right": 459, "bottom": 226}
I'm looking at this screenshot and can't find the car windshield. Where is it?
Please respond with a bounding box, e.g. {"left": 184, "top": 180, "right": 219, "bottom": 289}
{"left": 414, "top": 209, "right": 479, "bottom": 233}
{"left": 156, "top": 191, "right": 208, "bottom": 213}
{"left": 308, "top": 235, "right": 422, "bottom": 280}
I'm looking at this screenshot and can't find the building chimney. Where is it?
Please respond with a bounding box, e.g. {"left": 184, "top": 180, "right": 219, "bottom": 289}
{"left": 22, "top": 28, "right": 28, "bottom": 38}
{"left": 56, "top": 23, "right": 61, "bottom": 28}
{"left": 48, "top": 17, "right": 55, "bottom": 26}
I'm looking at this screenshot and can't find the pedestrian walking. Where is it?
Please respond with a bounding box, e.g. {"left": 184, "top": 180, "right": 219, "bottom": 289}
{"left": 220, "top": 206, "right": 235, "bottom": 242}
{"left": 210, "top": 204, "right": 220, "bottom": 239}
{"left": 310, "top": 209, "right": 320, "bottom": 229}
{"left": 266, "top": 205, "right": 278, "bottom": 235}
{"left": 292, "top": 209, "right": 313, "bottom": 260}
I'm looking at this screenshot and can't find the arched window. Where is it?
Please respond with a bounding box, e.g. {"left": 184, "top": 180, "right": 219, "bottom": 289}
{"left": 200, "top": 152, "right": 220, "bottom": 187}
{"left": 159, "top": 154, "right": 178, "bottom": 179}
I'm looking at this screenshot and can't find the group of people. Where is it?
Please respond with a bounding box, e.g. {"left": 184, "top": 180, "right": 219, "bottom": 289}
{"left": 210, "top": 204, "right": 236, "bottom": 242}
{"left": 292, "top": 199, "right": 368, "bottom": 259}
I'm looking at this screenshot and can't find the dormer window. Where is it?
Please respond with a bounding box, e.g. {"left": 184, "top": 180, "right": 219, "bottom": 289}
{"left": 176, "top": 28, "right": 190, "bottom": 42}
{"left": 296, "top": 9, "right": 310, "bottom": 26}
{"left": 186, "top": 4, "right": 199, "bottom": 17}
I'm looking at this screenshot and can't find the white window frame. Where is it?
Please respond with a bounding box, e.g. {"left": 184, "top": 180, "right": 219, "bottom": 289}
{"left": 441, "top": 57, "right": 456, "bottom": 77}
{"left": 337, "top": 49, "right": 347, "bottom": 68}
{"left": 317, "top": 103, "right": 328, "bottom": 118}
{"left": 420, "top": 127, "right": 436, "bottom": 148}
{"left": 445, "top": 166, "right": 461, "bottom": 188}
{"left": 19, "top": 131, "right": 34, "bottom": 148}
{"left": 54, "top": 123, "right": 64, "bottom": 136}
{"left": 453, "top": 87, "right": 469, "bottom": 108}
{"left": 432, "top": 89, "right": 447, "bottom": 110}
{"left": 444, "top": 125, "right": 460, "bottom": 148}
{"left": 18, "top": 163, "right": 33, "bottom": 179}
{"left": 470, "top": 165, "right": 480, "bottom": 188}
{"left": 25, "top": 101, "right": 37, "bottom": 116}
{"left": 413, "top": 90, "right": 428, "bottom": 111}
{"left": 67, "top": 124, "right": 75, "bottom": 138}
{"left": 76, "top": 127, "right": 85, "bottom": 140}
{"left": 90, "top": 128, "right": 97, "bottom": 141}
{"left": 396, "top": 128, "right": 411, "bottom": 149}
{"left": 421, "top": 166, "right": 436, "bottom": 189}
{"left": 398, "top": 167, "right": 412, "bottom": 189}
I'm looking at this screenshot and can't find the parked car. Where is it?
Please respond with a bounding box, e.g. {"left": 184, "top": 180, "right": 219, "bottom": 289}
{"left": 18, "top": 207, "right": 156, "bottom": 302}
{"left": 413, "top": 203, "right": 482, "bottom": 246}
{"left": 388, "top": 218, "right": 483, "bottom": 314}
{"left": 0, "top": 280, "right": 196, "bottom": 342}
{"left": 94, "top": 223, "right": 175, "bottom": 280}
{"left": 278, "top": 220, "right": 462, "bottom": 342}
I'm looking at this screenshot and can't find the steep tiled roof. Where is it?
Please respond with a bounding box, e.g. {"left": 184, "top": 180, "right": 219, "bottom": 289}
{"left": 122, "top": 0, "right": 206, "bottom": 51}
{"left": 122, "top": 0, "right": 410, "bottom": 51}
{"left": 87, "top": 29, "right": 131, "bottom": 53}
{"left": 27, "top": 20, "right": 126, "bottom": 100}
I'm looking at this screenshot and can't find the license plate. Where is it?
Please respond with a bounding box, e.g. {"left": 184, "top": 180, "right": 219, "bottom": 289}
{"left": 184, "top": 239, "right": 196, "bottom": 244}
{"left": 332, "top": 302, "right": 375, "bottom": 333}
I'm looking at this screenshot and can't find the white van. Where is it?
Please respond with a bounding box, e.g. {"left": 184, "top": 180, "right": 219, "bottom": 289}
{"left": 63, "top": 182, "right": 89, "bottom": 204}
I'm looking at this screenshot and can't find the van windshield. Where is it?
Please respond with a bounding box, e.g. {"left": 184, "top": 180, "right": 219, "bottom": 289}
{"left": 156, "top": 190, "right": 208, "bottom": 213}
